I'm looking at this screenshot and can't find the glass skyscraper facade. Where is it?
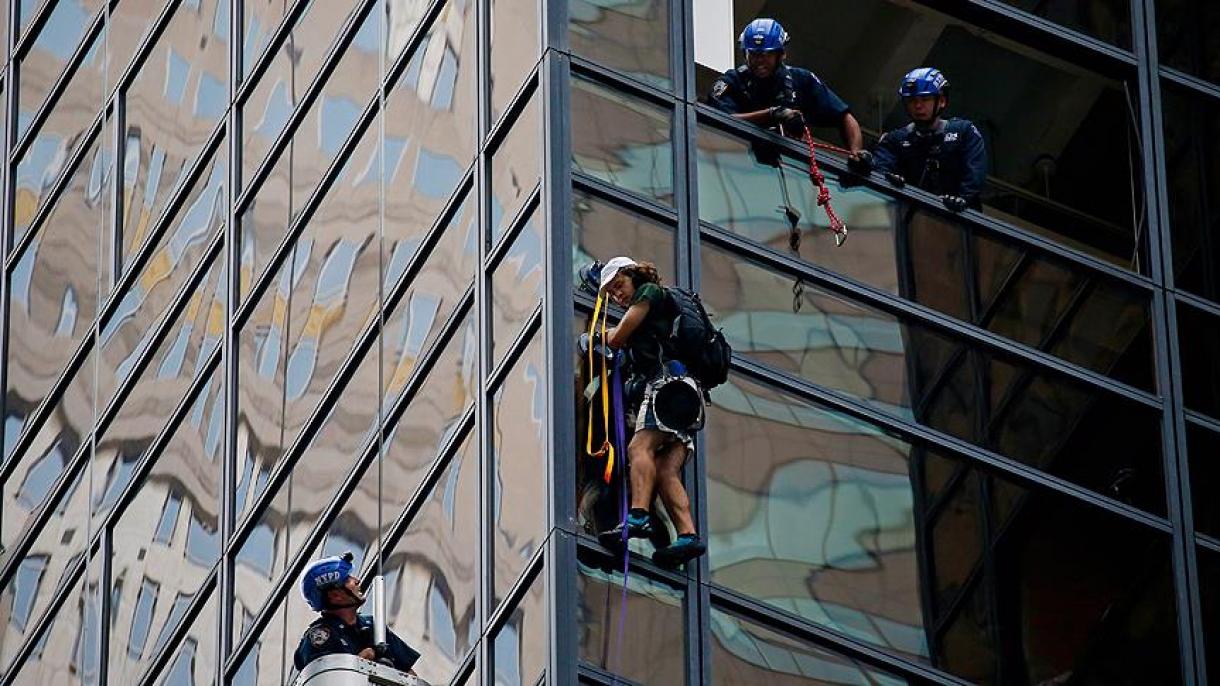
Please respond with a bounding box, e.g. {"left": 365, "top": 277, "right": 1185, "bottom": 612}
{"left": 0, "top": 0, "right": 1216, "bottom": 683}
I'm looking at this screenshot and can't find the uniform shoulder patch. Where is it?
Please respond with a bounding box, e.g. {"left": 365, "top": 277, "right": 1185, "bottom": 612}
{"left": 712, "top": 80, "right": 728, "bottom": 98}
{"left": 309, "top": 625, "right": 332, "bottom": 647}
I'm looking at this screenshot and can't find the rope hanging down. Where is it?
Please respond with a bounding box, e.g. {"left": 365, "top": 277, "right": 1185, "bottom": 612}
{"left": 798, "top": 124, "right": 850, "bottom": 247}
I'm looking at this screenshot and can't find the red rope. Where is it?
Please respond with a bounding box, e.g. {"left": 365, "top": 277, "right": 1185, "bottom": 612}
{"left": 800, "top": 126, "right": 849, "bottom": 246}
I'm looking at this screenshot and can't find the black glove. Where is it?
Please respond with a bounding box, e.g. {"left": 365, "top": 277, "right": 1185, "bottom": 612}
{"left": 941, "top": 195, "right": 968, "bottom": 212}
{"left": 769, "top": 106, "right": 805, "bottom": 129}
{"left": 578, "top": 332, "right": 613, "bottom": 359}
{"left": 847, "top": 150, "right": 873, "bottom": 175}
{"left": 884, "top": 172, "right": 905, "bottom": 188}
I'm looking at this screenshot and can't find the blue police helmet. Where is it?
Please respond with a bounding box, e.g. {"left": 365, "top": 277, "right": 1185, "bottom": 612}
{"left": 301, "top": 551, "right": 355, "bottom": 612}
{"left": 898, "top": 67, "right": 950, "bottom": 98}
{"left": 739, "top": 18, "right": 789, "bottom": 53}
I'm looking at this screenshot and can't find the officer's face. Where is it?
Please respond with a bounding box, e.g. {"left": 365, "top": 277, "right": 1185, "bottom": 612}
{"left": 325, "top": 575, "right": 366, "bottom": 606}
{"left": 746, "top": 51, "right": 781, "bottom": 79}
{"left": 904, "top": 95, "right": 945, "bottom": 123}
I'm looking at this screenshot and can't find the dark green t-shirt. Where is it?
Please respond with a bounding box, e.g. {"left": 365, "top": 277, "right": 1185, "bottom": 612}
{"left": 625, "top": 283, "right": 675, "bottom": 377}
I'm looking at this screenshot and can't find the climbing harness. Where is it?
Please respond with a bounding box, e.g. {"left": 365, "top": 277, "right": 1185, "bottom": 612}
{"left": 585, "top": 293, "right": 616, "bottom": 483}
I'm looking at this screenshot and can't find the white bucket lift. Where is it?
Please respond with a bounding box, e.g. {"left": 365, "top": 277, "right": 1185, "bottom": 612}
{"left": 291, "top": 654, "right": 429, "bottom": 686}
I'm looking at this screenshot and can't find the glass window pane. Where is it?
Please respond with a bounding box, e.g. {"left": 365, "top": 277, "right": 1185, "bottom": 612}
{"left": 569, "top": 0, "right": 672, "bottom": 90}
{"left": 121, "top": 0, "right": 228, "bottom": 271}
{"left": 490, "top": 0, "right": 539, "bottom": 124}
{"left": 700, "top": 242, "right": 1166, "bottom": 515}
{"left": 17, "top": 0, "right": 105, "bottom": 142}
{"left": 154, "top": 594, "right": 218, "bottom": 685}
{"left": 384, "top": 0, "right": 477, "bottom": 257}
{"left": 571, "top": 189, "right": 676, "bottom": 285}
{"left": 1156, "top": 0, "right": 1220, "bottom": 87}
{"left": 1162, "top": 81, "right": 1220, "bottom": 306}
{"left": 239, "top": 0, "right": 365, "bottom": 195}
{"left": 710, "top": 607, "right": 907, "bottom": 685}
{"left": 571, "top": 76, "right": 673, "bottom": 206}
{"left": 1187, "top": 422, "right": 1220, "bottom": 539}
{"left": 695, "top": 1, "right": 1145, "bottom": 269}
{"left": 1177, "top": 301, "right": 1220, "bottom": 421}
{"left": 1198, "top": 546, "right": 1220, "bottom": 681}
{"left": 493, "top": 569, "right": 546, "bottom": 686}
{"left": 236, "top": 131, "right": 382, "bottom": 508}
{"left": 491, "top": 206, "right": 543, "bottom": 367}
{"left": 705, "top": 372, "right": 1181, "bottom": 682}
{"left": 492, "top": 334, "right": 547, "bottom": 604}
{"left": 108, "top": 370, "right": 221, "bottom": 682}
{"left": 695, "top": 123, "right": 1155, "bottom": 391}
{"left": 490, "top": 93, "right": 541, "bottom": 246}
{"left": 108, "top": 0, "right": 176, "bottom": 83}
{"left": 577, "top": 550, "right": 685, "bottom": 684}
{"left": 383, "top": 433, "right": 479, "bottom": 686}
{"left": 9, "top": 558, "right": 102, "bottom": 685}
{"left": 993, "top": 0, "right": 1130, "bottom": 46}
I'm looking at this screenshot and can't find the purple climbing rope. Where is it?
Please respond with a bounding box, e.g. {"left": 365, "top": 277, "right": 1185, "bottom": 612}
{"left": 609, "top": 353, "right": 631, "bottom": 684}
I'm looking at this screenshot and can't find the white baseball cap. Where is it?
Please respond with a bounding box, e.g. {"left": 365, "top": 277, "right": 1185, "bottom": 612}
{"left": 598, "top": 256, "right": 637, "bottom": 292}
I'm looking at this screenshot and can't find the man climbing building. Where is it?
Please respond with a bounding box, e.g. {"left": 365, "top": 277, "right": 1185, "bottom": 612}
{"left": 295, "top": 552, "right": 422, "bottom": 674}
{"left": 872, "top": 67, "right": 988, "bottom": 212}
{"left": 708, "top": 17, "right": 871, "bottom": 173}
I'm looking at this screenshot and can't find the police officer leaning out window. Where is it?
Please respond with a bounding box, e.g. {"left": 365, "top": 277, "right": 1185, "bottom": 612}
{"left": 295, "top": 552, "right": 422, "bottom": 674}
{"left": 709, "top": 18, "right": 871, "bottom": 173}
{"left": 873, "top": 68, "right": 988, "bottom": 213}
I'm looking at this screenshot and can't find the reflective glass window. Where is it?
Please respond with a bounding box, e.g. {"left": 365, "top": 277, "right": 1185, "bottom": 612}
{"left": 108, "top": 0, "right": 176, "bottom": 84}
{"left": 1198, "top": 546, "right": 1220, "bottom": 680}
{"left": 155, "top": 593, "right": 218, "bottom": 685}
{"left": 382, "top": 433, "right": 479, "bottom": 686}
{"left": 9, "top": 560, "right": 100, "bottom": 684}
{"left": 1188, "top": 422, "right": 1220, "bottom": 540}
{"left": 121, "top": 0, "right": 228, "bottom": 271}
{"left": 490, "top": 92, "right": 541, "bottom": 246}
{"left": 571, "top": 76, "right": 673, "bottom": 206}
{"left": 491, "top": 206, "right": 543, "bottom": 367}
{"left": 695, "top": 123, "right": 1156, "bottom": 391}
{"left": 6, "top": 138, "right": 102, "bottom": 449}
{"left": 493, "top": 569, "right": 546, "bottom": 686}
{"left": 705, "top": 372, "right": 1181, "bottom": 682}
{"left": 694, "top": 0, "right": 1145, "bottom": 268}
{"left": 492, "top": 333, "right": 547, "bottom": 604}
{"left": 569, "top": 0, "right": 672, "bottom": 90}
{"left": 1162, "top": 82, "right": 1220, "bottom": 305}
{"left": 577, "top": 550, "right": 685, "bottom": 684}
{"left": 490, "top": 0, "right": 539, "bottom": 125}
{"left": 1157, "top": 0, "right": 1220, "bottom": 86}
{"left": 571, "top": 189, "right": 676, "bottom": 284}
{"left": 240, "top": 5, "right": 378, "bottom": 292}
{"left": 993, "top": 0, "right": 1130, "bottom": 46}
{"left": 700, "top": 242, "right": 1166, "bottom": 514}
{"left": 710, "top": 607, "right": 907, "bottom": 685}
{"left": 384, "top": 0, "right": 477, "bottom": 261}
{"left": 1178, "top": 301, "right": 1220, "bottom": 421}
{"left": 17, "top": 0, "right": 105, "bottom": 142}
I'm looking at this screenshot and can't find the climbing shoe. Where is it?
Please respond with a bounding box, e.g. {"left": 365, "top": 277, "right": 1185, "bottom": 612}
{"left": 598, "top": 510, "right": 654, "bottom": 549}
{"left": 652, "top": 534, "right": 706, "bottom": 569}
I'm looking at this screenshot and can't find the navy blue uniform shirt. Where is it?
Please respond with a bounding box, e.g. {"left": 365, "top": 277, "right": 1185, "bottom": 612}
{"left": 873, "top": 118, "right": 988, "bottom": 207}
{"left": 294, "top": 613, "right": 421, "bottom": 673}
{"left": 709, "top": 64, "right": 851, "bottom": 129}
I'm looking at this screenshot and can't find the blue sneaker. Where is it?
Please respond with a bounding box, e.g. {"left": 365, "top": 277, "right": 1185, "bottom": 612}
{"left": 598, "top": 511, "right": 653, "bottom": 549}
{"left": 652, "top": 534, "right": 706, "bottom": 569}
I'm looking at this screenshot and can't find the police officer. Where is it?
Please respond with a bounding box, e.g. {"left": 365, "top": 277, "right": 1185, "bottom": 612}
{"left": 295, "top": 552, "right": 422, "bottom": 674}
{"left": 709, "top": 18, "right": 870, "bottom": 173}
{"left": 873, "top": 68, "right": 988, "bottom": 212}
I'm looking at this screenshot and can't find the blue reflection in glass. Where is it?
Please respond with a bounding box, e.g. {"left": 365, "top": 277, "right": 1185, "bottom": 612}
{"left": 34, "top": 0, "right": 89, "bottom": 61}
{"left": 154, "top": 491, "right": 182, "bottom": 544}
{"left": 95, "top": 454, "right": 138, "bottom": 512}
{"left": 320, "top": 96, "right": 362, "bottom": 157}
{"left": 5, "top": 413, "right": 26, "bottom": 461}
{"left": 11, "top": 240, "right": 37, "bottom": 311}
{"left": 253, "top": 79, "right": 293, "bottom": 139}
{"left": 165, "top": 48, "right": 191, "bottom": 105}
{"left": 10, "top": 555, "right": 47, "bottom": 630}
{"left": 164, "top": 637, "right": 198, "bottom": 686}
{"left": 212, "top": 0, "right": 229, "bottom": 40}
{"left": 17, "top": 439, "right": 68, "bottom": 508}
{"left": 127, "top": 579, "right": 159, "bottom": 658}
{"left": 186, "top": 511, "right": 219, "bottom": 565}
{"left": 413, "top": 148, "right": 463, "bottom": 198}
{"left": 432, "top": 48, "right": 458, "bottom": 110}
{"left": 238, "top": 523, "right": 275, "bottom": 577}
{"left": 151, "top": 593, "right": 193, "bottom": 655}
{"left": 428, "top": 583, "right": 457, "bottom": 658}
{"left": 195, "top": 71, "right": 227, "bottom": 121}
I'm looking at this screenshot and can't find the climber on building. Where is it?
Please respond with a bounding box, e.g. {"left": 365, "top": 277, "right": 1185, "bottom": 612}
{"left": 872, "top": 67, "right": 988, "bottom": 212}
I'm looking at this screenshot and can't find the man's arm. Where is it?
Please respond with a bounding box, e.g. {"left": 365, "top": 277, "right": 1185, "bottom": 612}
{"left": 605, "top": 300, "right": 651, "bottom": 349}
{"left": 386, "top": 630, "right": 422, "bottom": 672}
{"left": 839, "top": 112, "right": 864, "bottom": 155}
{"left": 958, "top": 124, "right": 988, "bottom": 206}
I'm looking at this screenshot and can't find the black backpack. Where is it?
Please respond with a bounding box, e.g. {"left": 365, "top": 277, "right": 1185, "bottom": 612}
{"left": 665, "top": 287, "right": 732, "bottom": 390}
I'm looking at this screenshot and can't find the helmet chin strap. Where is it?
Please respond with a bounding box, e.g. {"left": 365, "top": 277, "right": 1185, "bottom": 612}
{"left": 324, "top": 586, "right": 365, "bottom": 611}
